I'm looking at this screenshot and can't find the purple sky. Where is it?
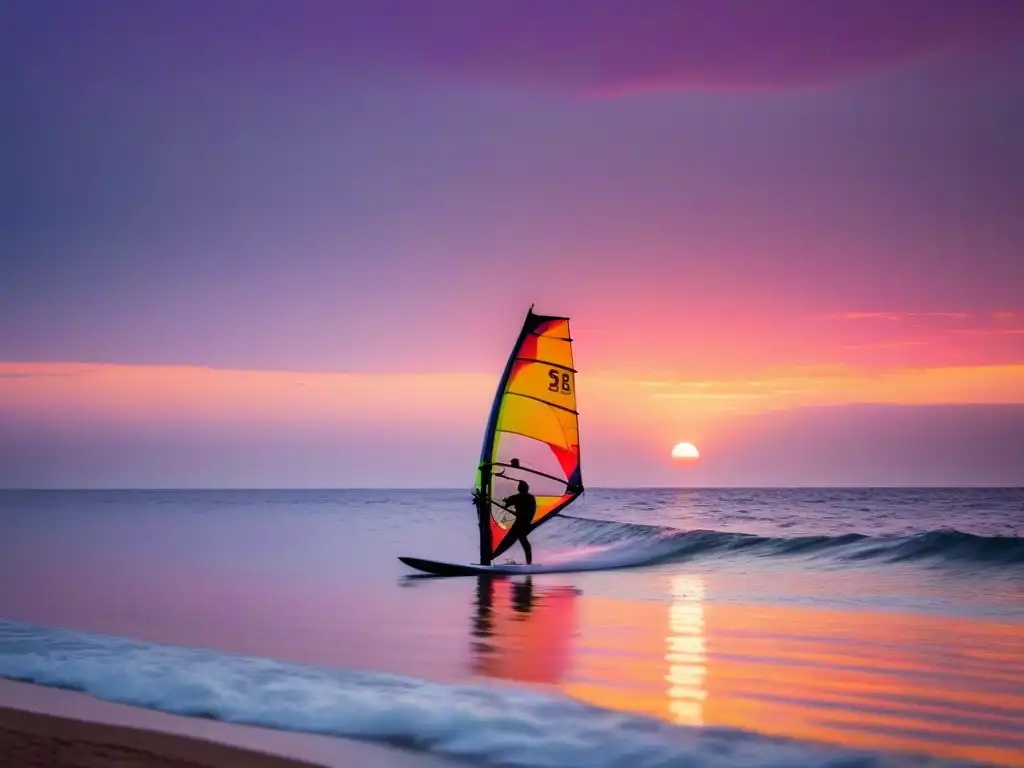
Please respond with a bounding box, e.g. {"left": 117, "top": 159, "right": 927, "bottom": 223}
{"left": 2, "top": 1, "right": 1023, "bottom": 487}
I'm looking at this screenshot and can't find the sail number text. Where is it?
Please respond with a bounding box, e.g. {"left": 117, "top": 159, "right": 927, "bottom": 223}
{"left": 548, "top": 369, "right": 572, "bottom": 395}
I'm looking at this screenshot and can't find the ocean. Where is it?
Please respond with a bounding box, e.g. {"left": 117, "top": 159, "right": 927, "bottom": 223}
{"left": 0, "top": 488, "right": 1021, "bottom": 767}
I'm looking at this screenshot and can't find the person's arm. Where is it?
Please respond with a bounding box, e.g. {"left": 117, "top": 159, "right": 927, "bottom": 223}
{"left": 472, "top": 489, "right": 514, "bottom": 512}
{"left": 496, "top": 496, "right": 520, "bottom": 514}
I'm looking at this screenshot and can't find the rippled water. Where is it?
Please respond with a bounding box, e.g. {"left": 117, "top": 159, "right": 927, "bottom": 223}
{"left": 1, "top": 489, "right": 1021, "bottom": 766}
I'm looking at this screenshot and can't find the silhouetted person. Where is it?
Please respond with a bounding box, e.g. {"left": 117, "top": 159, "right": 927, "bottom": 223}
{"left": 501, "top": 480, "right": 536, "bottom": 564}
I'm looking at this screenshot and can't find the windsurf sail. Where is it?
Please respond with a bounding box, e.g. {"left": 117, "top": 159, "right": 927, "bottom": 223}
{"left": 474, "top": 306, "right": 584, "bottom": 564}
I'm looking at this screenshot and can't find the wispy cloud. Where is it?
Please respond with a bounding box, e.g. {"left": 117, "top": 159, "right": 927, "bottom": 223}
{"left": 842, "top": 340, "right": 930, "bottom": 350}
{"left": 9, "top": 0, "right": 1024, "bottom": 96}
{"left": 634, "top": 363, "right": 1024, "bottom": 412}
{"left": 827, "top": 311, "right": 972, "bottom": 321}
{"left": 821, "top": 310, "right": 1024, "bottom": 360}
{"left": 950, "top": 328, "right": 1024, "bottom": 337}
{"left": 0, "top": 365, "right": 94, "bottom": 380}
{"left": 0, "top": 362, "right": 496, "bottom": 429}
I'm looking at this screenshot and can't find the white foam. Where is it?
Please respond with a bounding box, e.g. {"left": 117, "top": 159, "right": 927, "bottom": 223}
{"left": 507, "top": 535, "right": 697, "bottom": 575}
{"left": 0, "top": 620, "right": 971, "bottom": 768}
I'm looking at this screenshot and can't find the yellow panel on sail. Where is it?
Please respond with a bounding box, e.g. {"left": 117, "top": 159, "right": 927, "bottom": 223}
{"left": 496, "top": 394, "right": 578, "bottom": 451}
{"left": 506, "top": 361, "right": 576, "bottom": 410}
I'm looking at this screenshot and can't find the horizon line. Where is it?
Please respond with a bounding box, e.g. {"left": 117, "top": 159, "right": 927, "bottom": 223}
{"left": 2, "top": 485, "right": 1020, "bottom": 492}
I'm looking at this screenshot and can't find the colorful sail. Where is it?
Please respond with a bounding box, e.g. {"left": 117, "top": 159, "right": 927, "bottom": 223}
{"left": 474, "top": 307, "right": 584, "bottom": 564}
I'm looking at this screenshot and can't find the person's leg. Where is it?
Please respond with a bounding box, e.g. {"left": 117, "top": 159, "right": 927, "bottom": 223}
{"left": 520, "top": 535, "right": 532, "bottom": 565}
{"left": 499, "top": 532, "right": 521, "bottom": 563}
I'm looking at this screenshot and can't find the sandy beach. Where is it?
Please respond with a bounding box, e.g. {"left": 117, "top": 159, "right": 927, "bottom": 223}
{"left": 0, "top": 679, "right": 456, "bottom": 768}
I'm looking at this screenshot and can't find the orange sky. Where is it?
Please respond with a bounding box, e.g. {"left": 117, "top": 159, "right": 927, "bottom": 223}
{"left": 2, "top": 352, "right": 1022, "bottom": 487}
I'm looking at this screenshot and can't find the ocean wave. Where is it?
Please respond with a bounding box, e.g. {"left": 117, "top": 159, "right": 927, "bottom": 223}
{"left": 0, "top": 620, "right": 977, "bottom": 768}
{"left": 550, "top": 515, "right": 1024, "bottom": 570}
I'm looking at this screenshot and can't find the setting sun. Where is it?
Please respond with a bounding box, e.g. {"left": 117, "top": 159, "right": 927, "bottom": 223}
{"left": 671, "top": 442, "right": 700, "bottom": 460}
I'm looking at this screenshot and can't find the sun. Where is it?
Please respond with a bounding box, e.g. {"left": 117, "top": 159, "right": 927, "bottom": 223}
{"left": 671, "top": 442, "right": 700, "bottom": 460}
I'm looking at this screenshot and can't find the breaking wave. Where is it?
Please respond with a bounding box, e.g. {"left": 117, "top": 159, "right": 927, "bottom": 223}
{"left": 544, "top": 515, "right": 1024, "bottom": 571}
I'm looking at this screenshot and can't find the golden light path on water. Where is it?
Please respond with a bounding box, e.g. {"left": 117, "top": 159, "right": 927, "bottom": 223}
{"left": 552, "top": 571, "right": 1024, "bottom": 767}
{"left": 665, "top": 574, "right": 708, "bottom": 727}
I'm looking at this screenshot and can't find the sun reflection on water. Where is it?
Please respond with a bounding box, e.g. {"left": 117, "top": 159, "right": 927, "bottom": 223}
{"left": 665, "top": 574, "right": 708, "bottom": 726}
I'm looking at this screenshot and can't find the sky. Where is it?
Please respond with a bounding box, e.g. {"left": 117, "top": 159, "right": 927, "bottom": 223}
{"left": 2, "top": 0, "right": 1023, "bottom": 487}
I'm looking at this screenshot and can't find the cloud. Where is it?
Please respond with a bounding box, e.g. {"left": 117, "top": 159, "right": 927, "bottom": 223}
{"left": 950, "top": 328, "right": 1024, "bottom": 337}
{"left": 0, "top": 364, "right": 96, "bottom": 380}
{"left": 0, "top": 362, "right": 496, "bottom": 430}
{"left": 819, "top": 311, "right": 1024, "bottom": 364}
{"left": 638, "top": 363, "right": 1024, "bottom": 413}
{"left": 827, "top": 312, "right": 972, "bottom": 321}
{"left": 7, "top": 0, "right": 1024, "bottom": 95}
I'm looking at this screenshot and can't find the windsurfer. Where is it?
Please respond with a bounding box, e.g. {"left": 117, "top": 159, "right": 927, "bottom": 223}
{"left": 471, "top": 476, "right": 536, "bottom": 565}
{"left": 500, "top": 480, "right": 536, "bottom": 565}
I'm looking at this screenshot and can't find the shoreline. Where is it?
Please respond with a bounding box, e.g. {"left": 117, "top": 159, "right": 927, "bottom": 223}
{"left": 0, "top": 679, "right": 456, "bottom": 768}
